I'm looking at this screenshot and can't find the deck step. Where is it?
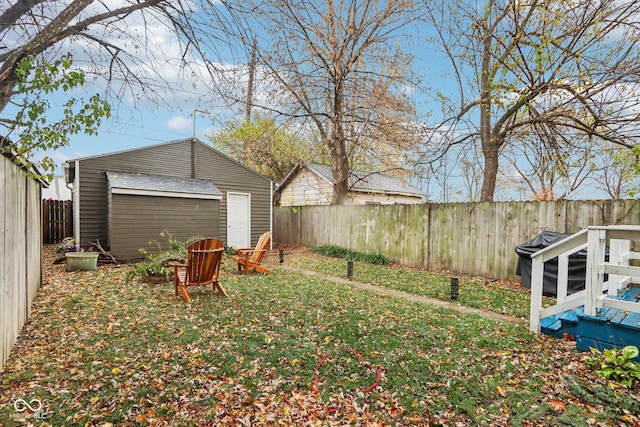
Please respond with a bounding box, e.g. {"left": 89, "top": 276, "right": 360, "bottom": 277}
{"left": 540, "top": 309, "right": 580, "bottom": 339}
{"left": 540, "top": 287, "right": 640, "bottom": 356}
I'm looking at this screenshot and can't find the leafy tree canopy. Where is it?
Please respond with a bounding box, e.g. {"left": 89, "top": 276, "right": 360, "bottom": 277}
{"left": 2, "top": 54, "right": 110, "bottom": 180}
{"left": 209, "top": 115, "right": 326, "bottom": 183}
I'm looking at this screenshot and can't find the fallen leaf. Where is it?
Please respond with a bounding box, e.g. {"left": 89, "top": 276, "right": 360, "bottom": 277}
{"left": 548, "top": 400, "right": 567, "bottom": 413}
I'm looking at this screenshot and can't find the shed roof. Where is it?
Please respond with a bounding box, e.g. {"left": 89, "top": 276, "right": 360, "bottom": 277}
{"left": 277, "top": 161, "right": 425, "bottom": 198}
{"left": 106, "top": 171, "right": 222, "bottom": 199}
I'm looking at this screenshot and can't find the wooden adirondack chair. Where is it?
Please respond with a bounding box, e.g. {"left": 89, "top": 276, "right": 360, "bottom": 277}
{"left": 169, "top": 238, "right": 226, "bottom": 303}
{"left": 232, "top": 231, "right": 271, "bottom": 275}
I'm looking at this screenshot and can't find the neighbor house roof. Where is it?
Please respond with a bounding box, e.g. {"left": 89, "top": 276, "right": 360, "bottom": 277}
{"left": 277, "top": 161, "right": 425, "bottom": 198}
{"left": 106, "top": 171, "right": 222, "bottom": 200}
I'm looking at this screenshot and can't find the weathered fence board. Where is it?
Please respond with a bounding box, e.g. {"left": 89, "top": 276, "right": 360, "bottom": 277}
{"left": 274, "top": 199, "right": 640, "bottom": 281}
{"left": 27, "top": 185, "right": 42, "bottom": 319}
{"left": 1, "top": 156, "right": 6, "bottom": 370}
{"left": 1, "top": 154, "right": 42, "bottom": 371}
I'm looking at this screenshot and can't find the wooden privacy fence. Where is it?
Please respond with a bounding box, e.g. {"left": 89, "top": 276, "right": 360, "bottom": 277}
{"left": 1, "top": 153, "right": 43, "bottom": 371}
{"left": 274, "top": 199, "right": 640, "bottom": 281}
{"left": 42, "top": 199, "right": 73, "bottom": 244}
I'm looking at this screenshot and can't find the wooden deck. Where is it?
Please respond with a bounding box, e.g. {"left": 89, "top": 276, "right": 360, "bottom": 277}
{"left": 541, "top": 287, "right": 640, "bottom": 359}
{"left": 529, "top": 226, "right": 640, "bottom": 363}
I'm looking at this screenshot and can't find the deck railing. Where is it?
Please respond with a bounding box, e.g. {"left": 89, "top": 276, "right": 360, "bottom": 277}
{"left": 529, "top": 225, "right": 640, "bottom": 334}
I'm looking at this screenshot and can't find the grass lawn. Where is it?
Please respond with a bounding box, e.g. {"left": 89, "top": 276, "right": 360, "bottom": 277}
{"left": 0, "top": 246, "right": 638, "bottom": 426}
{"left": 280, "top": 246, "right": 544, "bottom": 319}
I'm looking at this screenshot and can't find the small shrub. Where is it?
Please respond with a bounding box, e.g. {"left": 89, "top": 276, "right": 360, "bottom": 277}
{"left": 585, "top": 345, "right": 640, "bottom": 388}
{"left": 312, "top": 245, "right": 390, "bottom": 265}
{"left": 223, "top": 244, "right": 238, "bottom": 257}
{"left": 312, "top": 245, "right": 349, "bottom": 258}
{"left": 357, "top": 252, "right": 391, "bottom": 265}
{"left": 126, "top": 232, "right": 203, "bottom": 280}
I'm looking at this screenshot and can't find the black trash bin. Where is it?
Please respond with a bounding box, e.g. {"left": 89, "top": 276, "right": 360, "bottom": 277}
{"left": 515, "top": 231, "right": 589, "bottom": 297}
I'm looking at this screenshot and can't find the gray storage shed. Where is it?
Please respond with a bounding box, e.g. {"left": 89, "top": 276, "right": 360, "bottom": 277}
{"left": 64, "top": 138, "right": 273, "bottom": 260}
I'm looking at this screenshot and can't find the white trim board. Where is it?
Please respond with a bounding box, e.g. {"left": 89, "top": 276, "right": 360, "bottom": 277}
{"left": 111, "top": 188, "right": 222, "bottom": 200}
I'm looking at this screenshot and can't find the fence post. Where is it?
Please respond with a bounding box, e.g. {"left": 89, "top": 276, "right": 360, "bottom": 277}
{"left": 65, "top": 200, "right": 73, "bottom": 239}
{"left": 585, "top": 227, "right": 606, "bottom": 317}
{"left": 529, "top": 255, "right": 544, "bottom": 333}
{"left": 42, "top": 200, "right": 50, "bottom": 243}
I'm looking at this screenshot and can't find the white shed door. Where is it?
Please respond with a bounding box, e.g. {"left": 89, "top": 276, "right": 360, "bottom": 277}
{"left": 227, "top": 193, "right": 250, "bottom": 248}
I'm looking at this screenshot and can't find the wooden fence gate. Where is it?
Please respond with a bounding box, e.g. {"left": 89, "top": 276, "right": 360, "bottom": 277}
{"left": 42, "top": 200, "right": 73, "bottom": 244}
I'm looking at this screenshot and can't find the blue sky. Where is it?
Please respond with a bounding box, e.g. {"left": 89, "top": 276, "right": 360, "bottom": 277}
{"left": 1, "top": 1, "right": 250, "bottom": 167}
{"left": 3, "top": 1, "right": 635, "bottom": 202}
{"left": 1, "top": 1, "right": 448, "bottom": 176}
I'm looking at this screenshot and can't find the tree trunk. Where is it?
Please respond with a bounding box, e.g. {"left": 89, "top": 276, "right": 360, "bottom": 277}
{"left": 330, "top": 123, "right": 350, "bottom": 204}
{"left": 332, "top": 152, "right": 350, "bottom": 204}
{"left": 479, "top": 1, "right": 497, "bottom": 202}
{"left": 330, "top": 84, "right": 350, "bottom": 204}
{"left": 480, "top": 143, "right": 499, "bottom": 202}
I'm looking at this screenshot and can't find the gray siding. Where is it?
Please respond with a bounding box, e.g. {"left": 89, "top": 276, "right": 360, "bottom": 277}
{"left": 110, "top": 194, "right": 220, "bottom": 260}
{"left": 74, "top": 139, "right": 271, "bottom": 256}
{"left": 78, "top": 141, "right": 192, "bottom": 244}
{"left": 191, "top": 143, "right": 271, "bottom": 245}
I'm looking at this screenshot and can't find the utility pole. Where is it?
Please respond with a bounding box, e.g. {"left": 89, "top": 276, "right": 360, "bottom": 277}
{"left": 192, "top": 109, "right": 209, "bottom": 139}
{"left": 245, "top": 38, "right": 257, "bottom": 124}
{"left": 191, "top": 109, "right": 209, "bottom": 179}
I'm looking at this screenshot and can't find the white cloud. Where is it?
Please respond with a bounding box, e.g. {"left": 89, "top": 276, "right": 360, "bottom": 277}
{"left": 38, "top": 2, "right": 228, "bottom": 114}
{"left": 166, "top": 115, "right": 192, "bottom": 130}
